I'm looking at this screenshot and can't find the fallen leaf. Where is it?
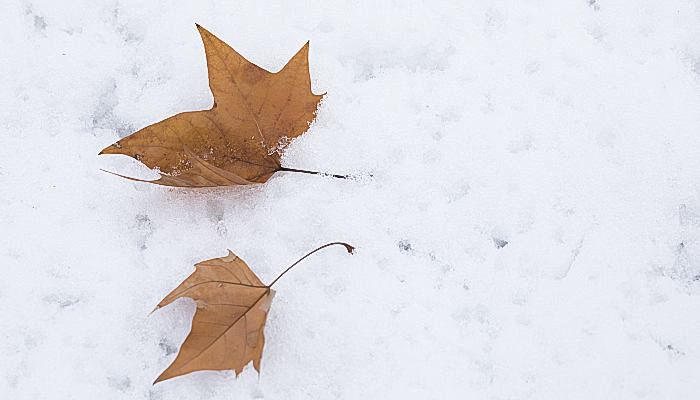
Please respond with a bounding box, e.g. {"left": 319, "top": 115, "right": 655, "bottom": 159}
{"left": 100, "top": 24, "right": 324, "bottom": 187}
{"left": 154, "top": 250, "right": 273, "bottom": 382}
{"left": 154, "top": 242, "right": 354, "bottom": 383}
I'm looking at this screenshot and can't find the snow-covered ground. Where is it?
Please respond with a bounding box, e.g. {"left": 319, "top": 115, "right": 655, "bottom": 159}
{"left": 3, "top": 1, "right": 700, "bottom": 398}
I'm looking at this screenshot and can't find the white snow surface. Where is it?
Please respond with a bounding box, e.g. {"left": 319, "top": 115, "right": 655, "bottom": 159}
{"left": 2, "top": 1, "right": 700, "bottom": 399}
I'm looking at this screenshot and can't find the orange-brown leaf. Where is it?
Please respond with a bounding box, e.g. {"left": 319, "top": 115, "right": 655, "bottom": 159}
{"left": 100, "top": 24, "right": 323, "bottom": 187}
{"left": 153, "top": 242, "right": 354, "bottom": 383}
{"left": 154, "top": 250, "right": 274, "bottom": 382}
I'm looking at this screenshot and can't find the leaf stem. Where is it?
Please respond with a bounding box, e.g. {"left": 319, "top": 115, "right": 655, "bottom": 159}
{"left": 268, "top": 242, "right": 355, "bottom": 287}
{"left": 277, "top": 167, "right": 350, "bottom": 179}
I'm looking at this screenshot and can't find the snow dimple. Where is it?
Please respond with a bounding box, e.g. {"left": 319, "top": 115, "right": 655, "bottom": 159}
{"left": 90, "top": 79, "right": 134, "bottom": 138}
{"left": 397, "top": 240, "right": 413, "bottom": 254}
{"left": 107, "top": 376, "right": 132, "bottom": 393}
{"left": 492, "top": 237, "right": 508, "bottom": 249}
{"left": 42, "top": 293, "right": 80, "bottom": 309}
{"left": 159, "top": 338, "right": 178, "bottom": 356}
{"left": 33, "top": 15, "right": 47, "bottom": 32}
{"left": 132, "top": 213, "right": 154, "bottom": 251}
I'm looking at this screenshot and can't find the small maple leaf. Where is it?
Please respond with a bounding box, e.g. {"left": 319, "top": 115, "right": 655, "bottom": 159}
{"left": 100, "top": 24, "right": 329, "bottom": 187}
{"left": 154, "top": 242, "right": 354, "bottom": 383}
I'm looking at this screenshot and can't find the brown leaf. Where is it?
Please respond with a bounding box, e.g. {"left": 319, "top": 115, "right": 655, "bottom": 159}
{"left": 153, "top": 242, "right": 354, "bottom": 383}
{"left": 100, "top": 24, "right": 324, "bottom": 187}
{"left": 154, "top": 250, "right": 274, "bottom": 383}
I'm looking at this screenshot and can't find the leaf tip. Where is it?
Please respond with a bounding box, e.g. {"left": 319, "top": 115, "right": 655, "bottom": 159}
{"left": 195, "top": 23, "right": 211, "bottom": 38}
{"left": 301, "top": 40, "right": 310, "bottom": 55}
{"left": 98, "top": 144, "right": 116, "bottom": 156}
{"left": 153, "top": 373, "right": 166, "bottom": 385}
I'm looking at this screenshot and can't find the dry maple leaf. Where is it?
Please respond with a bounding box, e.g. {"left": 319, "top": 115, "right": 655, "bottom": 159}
{"left": 99, "top": 24, "right": 342, "bottom": 187}
{"left": 154, "top": 242, "right": 354, "bottom": 383}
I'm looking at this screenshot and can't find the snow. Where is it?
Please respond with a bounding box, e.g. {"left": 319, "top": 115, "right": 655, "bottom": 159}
{"left": 2, "top": 0, "right": 700, "bottom": 398}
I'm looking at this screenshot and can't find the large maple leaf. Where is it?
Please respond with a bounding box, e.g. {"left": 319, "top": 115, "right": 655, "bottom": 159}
{"left": 100, "top": 24, "right": 324, "bottom": 187}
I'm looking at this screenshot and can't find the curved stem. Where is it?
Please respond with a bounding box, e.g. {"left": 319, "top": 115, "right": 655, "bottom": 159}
{"left": 278, "top": 167, "right": 350, "bottom": 179}
{"left": 268, "top": 242, "right": 355, "bottom": 287}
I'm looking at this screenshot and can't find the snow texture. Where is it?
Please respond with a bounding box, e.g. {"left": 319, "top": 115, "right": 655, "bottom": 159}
{"left": 2, "top": 1, "right": 700, "bottom": 399}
